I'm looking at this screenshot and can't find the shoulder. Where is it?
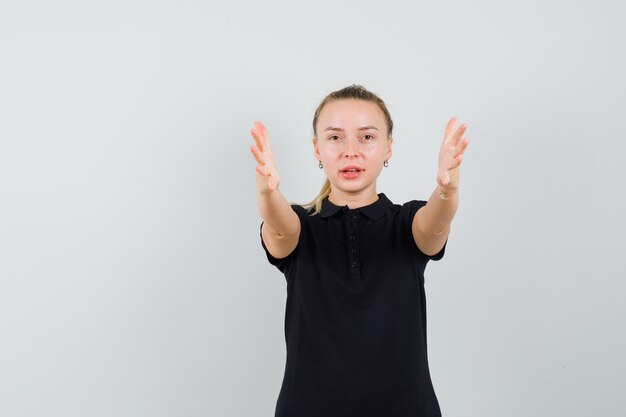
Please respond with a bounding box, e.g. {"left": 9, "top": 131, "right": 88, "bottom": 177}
{"left": 259, "top": 204, "right": 309, "bottom": 273}
{"left": 385, "top": 199, "right": 428, "bottom": 221}
{"left": 373, "top": 193, "right": 427, "bottom": 219}
{"left": 401, "top": 199, "right": 447, "bottom": 261}
{"left": 384, "top": 199, "right": 427, "bottom": 229}
{"left": 290, "top": 204, "right": 314, "bottom": 220}
{"left": 401, "top": 199, "right": 428, "bottom": 212}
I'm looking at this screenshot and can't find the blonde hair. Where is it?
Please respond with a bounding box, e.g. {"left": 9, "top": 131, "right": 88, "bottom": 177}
{"left": 301, "top": 84, "right": 394, "bottom": 215}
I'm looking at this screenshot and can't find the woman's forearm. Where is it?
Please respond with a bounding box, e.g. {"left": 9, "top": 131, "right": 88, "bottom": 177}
{"left": 258, "top": 185, "right": 299, "bottom": 237}
{"left": 420, "top": 185, "right": 459, "bottom": 236}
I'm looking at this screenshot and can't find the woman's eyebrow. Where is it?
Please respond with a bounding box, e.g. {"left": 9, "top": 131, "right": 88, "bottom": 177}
{"left": 323, "top": 126, "right": 380, "bottom": 132}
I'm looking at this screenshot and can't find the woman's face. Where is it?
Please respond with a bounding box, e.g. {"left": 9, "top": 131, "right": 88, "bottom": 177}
{"left": 314, "top": 99, "right": 392, "bottom": 198}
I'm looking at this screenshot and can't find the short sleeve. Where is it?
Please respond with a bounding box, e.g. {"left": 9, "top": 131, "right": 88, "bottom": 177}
{"left": 402, "top": 199, "right": 447, "bottom": 261}
{"left": 259, "top": 204, "right": 306, "bottom": 273}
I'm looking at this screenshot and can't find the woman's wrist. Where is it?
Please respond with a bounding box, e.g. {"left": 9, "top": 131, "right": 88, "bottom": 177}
{"left": 437, "top": 185, "right": 458, "bottom": 200}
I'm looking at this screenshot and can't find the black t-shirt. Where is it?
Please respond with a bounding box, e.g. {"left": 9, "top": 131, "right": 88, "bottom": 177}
{"left": 260, "top": 193, "right": 446, "bottom": 417}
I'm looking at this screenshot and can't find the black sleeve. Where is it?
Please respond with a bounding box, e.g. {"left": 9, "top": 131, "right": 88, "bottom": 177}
{"left": 259, "top": 205, "right": 305, "bottom": 273}
{"left": 402, "top": 199, "right": 447, "bottom": 261}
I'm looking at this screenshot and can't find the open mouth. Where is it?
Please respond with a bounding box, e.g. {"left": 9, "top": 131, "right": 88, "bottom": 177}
{"left": 340, "top": 167, "right": 363, "bottom": 178}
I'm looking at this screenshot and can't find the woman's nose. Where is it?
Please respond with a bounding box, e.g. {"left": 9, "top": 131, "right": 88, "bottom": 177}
{"left": 344, "top": 138, "right": 359, "bottom": 157}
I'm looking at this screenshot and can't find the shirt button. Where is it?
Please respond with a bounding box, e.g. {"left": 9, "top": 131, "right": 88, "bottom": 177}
{"left": 350, "top": 234, "right": 356, "bottom": 240}
{"left": 352, "top": 214, "right": 357, "bottom": 221}
{"left": 351, "top": 262, "right": 358, "bottom": 268}
{"left": 351, "top": 249, "right": 358, "bottom": 255}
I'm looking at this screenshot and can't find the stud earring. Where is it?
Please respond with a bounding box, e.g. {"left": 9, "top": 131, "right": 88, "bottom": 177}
{"left": 383, "top": 160, "right": 389, "bottom": 167}
{"left": 318, "top": 161, "right": 323, "bottom": 169}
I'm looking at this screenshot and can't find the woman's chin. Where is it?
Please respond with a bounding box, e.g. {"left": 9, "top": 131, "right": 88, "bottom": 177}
{"left": 330, "top": 179, "right": 375, "bottom": 195}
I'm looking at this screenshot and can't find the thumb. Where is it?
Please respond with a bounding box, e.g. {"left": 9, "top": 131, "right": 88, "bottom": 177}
{"left": 269, "top": 175, "right": 280, "bottom": 191}
{"left": 438, "top": 170, "right": 449, "bottom": 186}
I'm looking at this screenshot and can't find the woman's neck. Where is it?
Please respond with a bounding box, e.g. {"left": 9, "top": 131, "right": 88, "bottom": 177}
{"left": 328, "top": 188, "right": 379, "bottom": 209}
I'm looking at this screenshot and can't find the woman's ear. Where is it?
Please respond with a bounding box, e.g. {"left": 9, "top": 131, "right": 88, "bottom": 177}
{"left": 313, "top": 137, "right": 320, "bottom": 160}
{"left": 385, "top": 136, "right": 393, "bottom": 161}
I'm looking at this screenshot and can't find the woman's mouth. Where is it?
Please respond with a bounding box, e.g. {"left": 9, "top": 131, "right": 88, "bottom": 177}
{"left": 340, "top": 167, "right": 363, "bottom": 179}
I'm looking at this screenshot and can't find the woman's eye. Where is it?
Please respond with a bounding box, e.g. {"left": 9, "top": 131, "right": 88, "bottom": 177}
{"left": 363, "top": 134, "right": 373, "bottom": 140}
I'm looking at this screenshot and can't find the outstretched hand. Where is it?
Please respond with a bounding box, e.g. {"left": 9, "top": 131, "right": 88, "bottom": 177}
{"left": 250, "top": 121, "right": 281, "bottom": 192}
{"left": 437, "top": 116, "right": 470, "bottom": 191}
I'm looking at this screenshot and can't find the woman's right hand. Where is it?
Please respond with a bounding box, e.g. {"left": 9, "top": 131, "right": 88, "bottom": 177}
{"left": 250, "top": 121, "right": 281, "bottom": 193}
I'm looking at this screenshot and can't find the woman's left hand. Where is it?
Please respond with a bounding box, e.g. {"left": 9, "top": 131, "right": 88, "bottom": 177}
{"left": 437, "top": 116, "right": 470, "bottom": 191}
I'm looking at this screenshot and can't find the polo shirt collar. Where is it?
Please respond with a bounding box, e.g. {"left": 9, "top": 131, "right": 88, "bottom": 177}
{"left": 319, "top": 193, "right": 392, "bottom": 220}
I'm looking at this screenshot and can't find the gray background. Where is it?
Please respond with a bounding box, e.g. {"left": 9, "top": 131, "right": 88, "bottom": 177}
{"left": 1, "top": 0, "right": 624, "bottom": 416}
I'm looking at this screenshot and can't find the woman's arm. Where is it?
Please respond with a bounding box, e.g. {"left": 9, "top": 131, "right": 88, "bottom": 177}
{"left": 250, "top": 121, "right": 300, "bottom": 259}
{"left": 412, "top": 117, "right": 469, "bottom": 256}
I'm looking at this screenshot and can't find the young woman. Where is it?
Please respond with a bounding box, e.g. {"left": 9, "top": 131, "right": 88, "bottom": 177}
{"left": 249, "top": 85, "right": 469, "bottom": 417}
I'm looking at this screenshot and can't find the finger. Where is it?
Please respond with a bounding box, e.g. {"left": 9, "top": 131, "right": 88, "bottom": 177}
{"left": 451, "top": 123, "right": 468, "bottom": 146}
{"left": 254, "top": 120, "right": 267, "bottom": 133}
{"left": 255, "top": 121, "right": 271, "bottom": 149}
{"left": 443, "top": 116, "right": 459, "bottom": 143}
{"left": 251, "top": 127, "right": 266, "bottom": 151}
{"left": 438, "top": 168, "right": 448, "bottom": 186}
{"left": 250, "top": 145, "right": 265, "bottom": 166}
{"left": 446, "top": 154, "right": 463, "bottom": 170}
{"left": 453, "top": 138, "right": 470, "bottom": 157}
{"left": 256, "top": 165, "right": 271, "bottom": 176}
{"left": 250, "top": 127, "right": 265, "bottom": 152}
{"left": 268, "top": 177, "right": 278, "bottom": 191}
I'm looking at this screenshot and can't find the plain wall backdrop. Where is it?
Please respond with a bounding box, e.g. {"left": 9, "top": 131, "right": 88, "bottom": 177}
{"left": 1, "top": 0, "right": 625, "bottom": 416}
